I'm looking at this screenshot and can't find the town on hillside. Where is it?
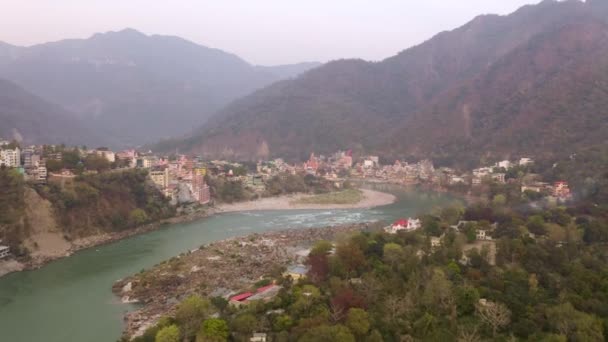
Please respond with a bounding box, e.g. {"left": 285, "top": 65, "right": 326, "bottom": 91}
{"left": 1, "top": 137, "right": 575, "bottom": 260}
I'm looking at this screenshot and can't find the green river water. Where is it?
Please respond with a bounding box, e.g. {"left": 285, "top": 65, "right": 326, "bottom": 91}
{"left": 0, "top": 186, "right": 454, "bottom": 342}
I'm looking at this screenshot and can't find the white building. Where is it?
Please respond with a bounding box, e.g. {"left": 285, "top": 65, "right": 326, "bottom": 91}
{"left": 495, "top": 160, "right": 511, "bottom": 169}
{"left": 250, "top": 333, "right": 267, "bottom": 342}
{"left": 519, "top": 158, "right": 534, "bottom": 166}
{"left": 476, "top": 230, "right": 492, "bottom": 241}
{"left": 385, "top": 218, "right": 421, "bottom": 234}
{"left": 95, "top": 149, "right": 116, "bottom": 163}
{"left": 0, "top": 245, "right": 10, "bottom": 259}
{"left": 473, "top": 167, "right": 492, "bottom": 178}
{"left": 37, "top": 166, "right": 48, "bottom": 183}
{"left": 149, "top": 168, "right": 169, "bottom": 188}
{"left": 1, "top": 147, "right": 20, "bottom": 167}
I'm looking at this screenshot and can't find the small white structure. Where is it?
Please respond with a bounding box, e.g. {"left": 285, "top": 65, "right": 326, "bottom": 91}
{"left": 430, "top": 237, "right": 442, "bottom": 249}
{"left": 495, "top": 160, "right": 511, "bottom": 169}
{"left": 519, "top": 158, "right": 534, "bottom": 166}
{"left": 476, "top": 230, "right": 492, "bottom": 241}
{"left": 385, "top": 218, "right": 421, "bottom": 234}
{"left": 251, "top": 333, "right": 267, "bottom": 342}
{"left": 0, "top": 245, "right": 10, "bottom": 259}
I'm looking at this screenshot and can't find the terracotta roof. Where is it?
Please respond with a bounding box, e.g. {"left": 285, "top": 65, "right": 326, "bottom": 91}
{"left": 230, "top": 292, "right": 254, "bottom": 302}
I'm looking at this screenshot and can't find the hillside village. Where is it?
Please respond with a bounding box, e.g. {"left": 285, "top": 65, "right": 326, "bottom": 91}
{"left": 1, "top": 136, "right": 574, "bottom": 266}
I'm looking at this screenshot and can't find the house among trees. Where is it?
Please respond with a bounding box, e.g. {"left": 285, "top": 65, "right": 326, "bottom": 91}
{"left": 385, "top": 218, "right": 421, "bottom": 234}
{"left": 250, "top": 332, "right": 267, "bottom": 342}
{"left": 476, "top": 230, "right": 492, "bottom": 241}
{"left": 553, "top": 181, "right": 571, "bottom": 199}
{"left": 284, "top": 264, "right": 309, "bottom": 281}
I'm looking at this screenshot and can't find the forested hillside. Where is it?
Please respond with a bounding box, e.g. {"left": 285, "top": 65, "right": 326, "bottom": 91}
{"left": 165, "top": 0, "right": 608, "bottom": 166}
{"left": 127, "top": 177, "right": 608, "bottom": 342}
{"left": 0, "top": 169, "right": 174, "bottom": 256}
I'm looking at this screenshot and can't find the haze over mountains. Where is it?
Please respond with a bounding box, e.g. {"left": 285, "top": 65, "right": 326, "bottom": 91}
{"left": 0, "top": 78, "right": 102, "bottom": 146}
{"left": 0, "top": 29, "right": 320, "bottom": 146}
{"left": 164, "top": 0, "right": 608, "bottom": 166}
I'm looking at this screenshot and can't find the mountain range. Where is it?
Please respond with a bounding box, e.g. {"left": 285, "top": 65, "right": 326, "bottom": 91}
{"left": 0, "top": 78, "right": 102, "bottom": 146}
{"left": 0, "top": 29, "right": 320, "bottom": 146}
{"left": 163, "top": 0, "right": 608, "bottom": 167}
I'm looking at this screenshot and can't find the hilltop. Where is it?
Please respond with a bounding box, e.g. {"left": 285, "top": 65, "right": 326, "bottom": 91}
{"left": 164, "top": 0, "right": 608, "bottom": 167}
{"left": 0, "top": 29, "right": 320, "bottom": 146}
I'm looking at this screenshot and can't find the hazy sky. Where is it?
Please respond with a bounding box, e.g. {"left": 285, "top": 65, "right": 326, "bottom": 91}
{"left": 0, "top": 0, "right": 542, "bottom": 65}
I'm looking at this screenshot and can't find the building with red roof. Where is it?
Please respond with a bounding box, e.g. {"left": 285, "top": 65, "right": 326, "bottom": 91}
{"left": 385, "top": 217, "right": 421, "bottom": 234}
{"left": 230, "top": 292, "right": 254, "bottom": 302}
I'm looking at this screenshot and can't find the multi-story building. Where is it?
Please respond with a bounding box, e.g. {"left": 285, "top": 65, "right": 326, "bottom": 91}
{"left": 36, "top": 165, "right": 48, "bottom": 183}
{"left": 95, "top": 149, "right": 116, "bottom": 163}
{"left": 1, "top": 147, "right": 21, "bottom": 167}
{"left": 192, "top": 173, "right": 211, "bottom": 204}
{"left": 149, "top": 168, "right": 170, "bottom": 188}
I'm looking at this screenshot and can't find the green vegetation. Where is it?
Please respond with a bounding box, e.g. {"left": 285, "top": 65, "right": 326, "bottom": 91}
{"left": 292, "top": 189, "right": 363, "bottom": 205}
{"left": 35, "top": 169, "right": 175, "bottom": 238}
{"left": 205, "top": 177, "right": 254, "bottom": 204}
{"left": 264, "top": 173, "right": 338, "bottom": 197}
{"left": 132, "top": 175, "right": 608, "bottom": 342}
{"left": 0, "top": 167, "right": 28, "bottom": 251}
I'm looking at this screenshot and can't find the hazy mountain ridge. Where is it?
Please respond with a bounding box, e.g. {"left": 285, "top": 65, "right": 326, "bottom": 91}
{"left": 0, "top": 78, "right": 101, "bottom": 146}
{"left": 164, "top": 0, "right": 608, "bottom": 165}
{"left": 0, "top": 29, "right": 321, "bottom": 146}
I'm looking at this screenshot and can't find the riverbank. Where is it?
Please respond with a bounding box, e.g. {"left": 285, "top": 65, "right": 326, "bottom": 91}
{"left": 113, "top": 223, "right": 377, "bottom": 339}
{"left": 0, "top": 208, "right": 217, "bottom": 278}
{"left": 0, "top": 187, "right": 395, "bottom": 278}
{"left": 218, "top": 188, "right": 396, "bottom": 212}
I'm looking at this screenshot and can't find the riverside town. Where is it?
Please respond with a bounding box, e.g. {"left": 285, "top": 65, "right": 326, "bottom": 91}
{"left": 2, "top": 1, "right": 608, "bottom": 341}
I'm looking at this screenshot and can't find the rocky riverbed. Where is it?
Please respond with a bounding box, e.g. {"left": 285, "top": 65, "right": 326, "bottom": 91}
{"left": 113, "top": 223, "right": 378, "bottom": 338}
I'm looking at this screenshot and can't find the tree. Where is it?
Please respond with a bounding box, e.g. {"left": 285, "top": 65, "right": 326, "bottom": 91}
{"left": 527, "top": 215, "right": 546, "bottom": 235}
{"left": 272, "top": 315, "right": 294, "bottom": 332}
{"left": 455, "top": 286, "right": 480, "bottom": 316}
{"left": 308, "top": 240, "right": 333, "bottom": 283}
{"left": 476, "top": 300, "right": 511, "bottom": 337}
{"left": 492, "top": 194, "right": 507, "bottom": 207}
{"left": 129, "top": 208, "right": 149, "bottom": 226}
{"left": 175, "top": 295, "right": 212, "bottom": 339}
{"left": 421, "top": 269, "right": 454, "bottom": 315}
{"left": 546, "top": 303, "right": 604, "bottom": 341}
{"left": 299, "top": 325, "right": 355, "bottom": 342}
{"left": 422, "top": 215, "right": 443, "bottom": 237}
{"left": 440, "top": 204, "right": 464, "bottom": 225}
{"left": 335, "top": 241, "right": 366, "bottom": 276}
{"left": 346, "top": 308, "right": 370, "bottom": 337}
{"left": 155, "top": 325, "right": 180, "bottom": 342}
{"left": 84, "top": 154, "right": 111, "bottom": 172}
{"left": 382, "top": 243, "right": 403, "bottom": 268}
{"left": 196, "top": 318, "right": 229, "bottom": 342}
{"left": 463, "top": 222, "right": 477, "bottom": 243}
{"left": 366, "top": 330, "right": 384, "bottom": 342}
{"left": 231, "top": 313, "right": 258, "bottom": 336}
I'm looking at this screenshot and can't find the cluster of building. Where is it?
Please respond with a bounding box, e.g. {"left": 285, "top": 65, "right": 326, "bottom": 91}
{"left": 1, "top": 143, "right": 48, "bottom": 183}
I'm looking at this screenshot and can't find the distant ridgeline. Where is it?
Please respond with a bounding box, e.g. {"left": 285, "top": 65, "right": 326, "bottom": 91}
{"left": 0, "top": 168, "right": 174, "bottom": 255}
{"left": 161, "top": 0, "right": 608, "bottom": 168}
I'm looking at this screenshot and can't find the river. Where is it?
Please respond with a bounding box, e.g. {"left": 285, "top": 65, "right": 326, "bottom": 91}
{"left": 0, "top": 186, "right": 455, "bottom": 342}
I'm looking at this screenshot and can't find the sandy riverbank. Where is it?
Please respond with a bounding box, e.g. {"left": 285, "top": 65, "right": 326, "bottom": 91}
{"left": 218, "top": 188, "right": 396, "bottom": 212}
{"left": 0, "top": 188, "right": 395, "bottom": 278}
